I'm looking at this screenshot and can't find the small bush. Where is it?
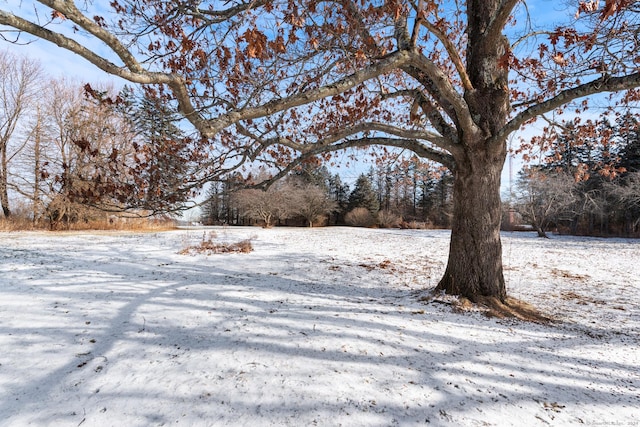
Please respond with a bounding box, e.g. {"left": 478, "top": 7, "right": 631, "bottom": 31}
{"left": 377, "top": 210, "right": 401, "bottom": 228}
{"left": 345, "top": 207, "right": 377, "bottom": 227}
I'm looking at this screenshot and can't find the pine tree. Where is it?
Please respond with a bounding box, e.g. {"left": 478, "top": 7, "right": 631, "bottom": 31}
{"left": 347, "top": 174, "right": 379, "bottom": 214}
{"left": 419, "top": 172, "right": 453, "bottom": 227}
{"left": 292, "top": 162, "right": 331, "bottom": 192}
{"left": 541, "top": 122, "right": 581, "bottom": 175}
{"left": 118, "top": 86, "right": 192, "bottom": 212}
{"left": 617, "top": 112, "right": 640, "bottom": 174}
{"left": 327, "top": 173, "right": 349, "bottom": 224}
{"left": 201, "top": 182, "right": 223, "bottom": 225}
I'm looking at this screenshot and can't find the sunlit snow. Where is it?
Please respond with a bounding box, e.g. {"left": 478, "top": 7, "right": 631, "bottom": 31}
{"left": 1, "top": 227, "right": 638, "bottom": 426}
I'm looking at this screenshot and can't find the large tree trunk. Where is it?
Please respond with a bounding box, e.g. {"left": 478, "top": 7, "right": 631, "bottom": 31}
{"left": 434, "top": 0, "right": 512, "bottom": 303}
{"left": 435, "top": 150, "right": 507, "bottom": 302}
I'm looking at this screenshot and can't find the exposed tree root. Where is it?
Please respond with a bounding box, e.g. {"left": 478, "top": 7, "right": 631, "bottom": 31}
{"left": 422, "top": 292, "right": 554, "bottom": 324}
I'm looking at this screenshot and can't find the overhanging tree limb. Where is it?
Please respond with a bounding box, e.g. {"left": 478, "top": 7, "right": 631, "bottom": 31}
{"left": 0, "top": 7, "right": 415, "bottom": 142}
{"left": 38, "top": 0, "right": 145, "bottom": 73}
{"left": 498, "top": 72, "right": 640, "bottom": 144}
{"left": 0, "top": 10, "right": 169, "bottom": 84}
{"left": 249, "top": 134, "right": 456, "bottom": 189}
{"left": 235, "top": 119, "right": 455, "bottom": 170}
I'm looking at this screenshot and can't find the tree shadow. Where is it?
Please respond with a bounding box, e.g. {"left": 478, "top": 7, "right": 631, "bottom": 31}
{"left": 0, "top": 231, "right": 637, "bottom": 425}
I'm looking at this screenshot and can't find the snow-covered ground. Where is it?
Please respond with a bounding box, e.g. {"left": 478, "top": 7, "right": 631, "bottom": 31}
{"left": 0, "top": 227, "right": 638, "bottom": 426}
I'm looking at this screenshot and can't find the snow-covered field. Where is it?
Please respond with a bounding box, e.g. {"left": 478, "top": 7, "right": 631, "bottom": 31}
{"left": 0, "top": 227, "right": 638, "bottom": 426}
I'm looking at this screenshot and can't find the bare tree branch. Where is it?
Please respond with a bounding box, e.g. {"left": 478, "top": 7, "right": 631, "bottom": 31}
{"left": 0, "top": 9, "right": 171, "bottom": 84}
{"left": 404, "top": 52, "right": 478, "bottom": 137}
{"left": 418, "top": 19, "right": 473, "bottom": 91}
{"left": 382, "top": 89, "right": 458, "bottom": 145}
{"left": 208, "top": 50, "right": 413, "bottom": 135}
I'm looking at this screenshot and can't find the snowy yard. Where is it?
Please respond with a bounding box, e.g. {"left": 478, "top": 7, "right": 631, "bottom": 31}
{"left": 0, "top": 227, "right": 638, "bottom": 426}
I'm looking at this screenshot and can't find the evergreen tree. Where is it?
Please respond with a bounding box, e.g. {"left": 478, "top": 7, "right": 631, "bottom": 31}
{"left": 369, "top": 165, "right": 392, "bottom": 213}
{"left": 200, "top": 173, "right": 244, "bottom": 225}
{"left": 617, "top": 112, "right": 640, "bottom": 174}
{"left": 611, "top": 112, "right": 640, "bottom": 236}
{"left": 541, "top": 122, "right": 581, "bottom": 174}
{"left": 419, "top": 172, "right": 453, "bottom": 227}
{"left": 327, "top": 173, "right": 349, "bottom": 224}
{"left": 118, "top": 86, "right": 193, "bottom": 212}
{"left": 201, "top": 181, "right": 223, "bottom": 225}
{"left": 222, "top": 173, "right": 244, "bottom": 224}
{"left": 347, "top": 174, "right": 379, "bottom": 214}
{"left": 292, "top": 162, "right": 331, "bottom": 192}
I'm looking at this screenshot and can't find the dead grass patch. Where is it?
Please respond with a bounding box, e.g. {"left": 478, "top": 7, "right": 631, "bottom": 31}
{"left": 357, "top": 259, "right": 397, "bottom": 272}
{"left": 559, "top": 291, "right": 606, "bottom": 306}
{"left": 550, "top": 268, "right": 589, "bottom": 281}
{"left": 0, "top": 216, "right": 176, "bottom": 232}
{"left": 0, "top": 217, "right": 38, "bottom": 231}
{"left": 57, "top": 218, "right": 176, "bottom": 232}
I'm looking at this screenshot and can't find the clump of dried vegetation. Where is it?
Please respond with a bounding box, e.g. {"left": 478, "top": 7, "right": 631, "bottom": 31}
{"left": 179, "top": 231, "right": 254, "bottom": 255}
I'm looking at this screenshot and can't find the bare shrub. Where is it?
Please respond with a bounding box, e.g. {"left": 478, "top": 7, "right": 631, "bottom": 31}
{"left": 377, "top": 210, "right": 401, "bottom": 228}
{"left": 179, "top": 232, "right": 254, "bottom": 255}
{"left": 345, "top": 207, "right": 376, "bottom": 227}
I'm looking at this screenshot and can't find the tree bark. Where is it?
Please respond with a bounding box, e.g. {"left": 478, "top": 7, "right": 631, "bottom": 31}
{"left": 433, "top": 0, "right": 512, "bottom": 302}
{"left": 0, "top": 148, "right": 10, "bottom": 218}
{"left": 33, "top": 107, "right": 42, "bottom": 224}
{"left": 435, "top": 150, "right": 507, "bottom": 302}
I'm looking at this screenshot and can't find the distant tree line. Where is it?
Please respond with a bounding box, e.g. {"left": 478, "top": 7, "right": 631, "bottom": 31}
{"left": 200, "top": 158, "right": 454, "bottom": 228}
{"left": 510, "top": 112, "right": 640, "bottom": 237}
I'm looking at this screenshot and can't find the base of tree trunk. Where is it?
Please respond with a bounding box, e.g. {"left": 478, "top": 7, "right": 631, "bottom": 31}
{"left": 536, "top": 227, "right": 550, "bottom": 238}
{"left": 434, "top": 154, "right": 509, "bottom": 303}
{"left": 423, "top": 291, "right": 552, "bottom": 323}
